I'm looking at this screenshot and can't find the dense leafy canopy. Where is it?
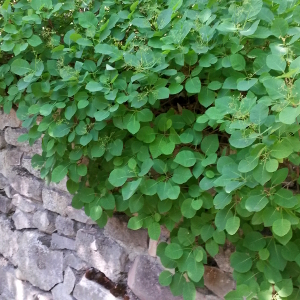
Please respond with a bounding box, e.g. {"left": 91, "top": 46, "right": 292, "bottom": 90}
{"left": 1, "top": 0, "right": 300, "bottom": 298}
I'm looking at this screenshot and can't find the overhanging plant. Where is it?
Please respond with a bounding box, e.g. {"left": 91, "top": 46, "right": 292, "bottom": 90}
{"left": 1, "top": 0, "right": 300, "bottom": 299}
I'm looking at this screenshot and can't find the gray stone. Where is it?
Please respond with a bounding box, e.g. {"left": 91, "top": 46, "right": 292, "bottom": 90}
{"left": 43, "top": 188, "right": 72, "bottom": 215}
{"left": 128, "top": 255, "right": 182, "bottom": 300}
{"left": 73, "top": 276, "right": 117, "bottom": 300}
{"left": 76, "top": 229, "right": 127, "bottom": 282}
{"left": 0, "top": 130, "right": 6, "bottom": 149}
{"left": 64, "top": 267, "right": 76, "bottom": 294}
{"left": 4, "top": 127, "right": 42, "bottom": 154}
{"left": 55, "top": 215, "right": 75, "bottom": 237}
{"left": 12, "top": 194, "right": 39, "bottom": 213}
{"left": 65, "top": 206, "right": 95, "bottom": 225}
{"left": 203, "top": 266, "right": 235, "bottom": 299}
{"left": 104, "top": 215, "right": 148, "bottom": 251}
{"left": 8, "top": 168, "right": 44, "bottom": 201}
{"left": 22, "top": 155, "right": 41, "bottom": 178}
{"left": 0, "top": 173, "right": 8, "bottom": 189}
{"left": 16, "top": 231, "right": 63, "bottom": 291}
{"left": 52, "top": 283, "right": 74, "bottom": 300}
{"left": 3, "top": 185, "right": 17, "bottom": 198}
{"left": 5, "top": 148, "right": 23, "bottom": 166}
{"left": 49, "top": 176, "right": 69, "bottom": 193}
{"left": 51, "top": 233, "right": 76, "bottom": 251}
{"left": 33, "top": 210, "right": 56, "bottom": 234}
{"left": 12, "top": 209, "right": 34, "bottom": 229}
{"left": 64, "top": 253, "right": 89, "bottom": 271}
{"left": 0, "top": 215, "right": 19, "bottom": 265}
{"left": 214, "top": 243, "right": 234, "bottom": 274}
{"left": 0, "top": 194, "right": 12, "bottom": 213}
{"left": 0, "top": 109, "right": 22, "bottom": 130}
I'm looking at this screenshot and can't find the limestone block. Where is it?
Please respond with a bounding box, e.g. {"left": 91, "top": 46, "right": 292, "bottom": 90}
{"left": 73, "top": 276, "right": 117, "bottom": 300}
{"left": 51, "top": 233, "right": 76, "bottom": 251}
{"left": 63, "top": 253, "right": 89, "bottom": 271}
{"left": 22, "top": 155, "right": 41, "bottom": 178}
{"left": 55, "top": 215, "right": 75, "bottom": 237}
{"left": 42, "top": 188, "right": 72, "bottom": 215}
{"left": 127, "top": 255, "right": 183, "bottom": 300}
{"left": 0, "top": 215, "right": 19, "bottom": 265}
{"left": 15, "top": 231, "right": 63, "bottom": 291}
{"left": 0, "top": 109, "right": 22, "bottom": 130}
{"left": 64, "top": 267, "right": 76, "bottom": 294}
{"left": 65, "top": 206, "right": 95, "bottom": 225}
{"left": 203, "top": 266, "right": 235, "bottom": 299}
{"left": 3, "top": 185, "right": 17, "bottom": 198}
{"left": 8, "top": 167, "right": 44, "bottom": 201}
{"left": 4, "top": 127, "right": 42, "bottom": 154}
{"left": 33, "top": 210, "right": 56, "bottom": 234}
{"left": 49, "top": 176, "right": 69, "bottom": 193}
{"left": 12, "top": 194, "right": 39, "bottom": 213}
{"left": 0, "top": 194, "right": 12, "bottom": 213}
{"left": 0, "top": 173, "right": 9, "bottom": 189}
{"left": 76, "top": 229, "right": 127, "bottom": 282}
{"left": 104, "top": 215, "right": 148, "bottom": 251}
{"left": 51, "top": 283, "right": 74, "bottom": 300}
{"left": 0, "top": 130, "right": 7, "bottom": 149}
{"left": 12, "top": 209, "right": 34, "bottom": 229}
{"left": 5, "top": 148, "right": 23, "bottom": 166}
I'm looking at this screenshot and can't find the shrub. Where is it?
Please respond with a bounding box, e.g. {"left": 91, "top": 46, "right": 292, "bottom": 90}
{"left": 1, "top": 0, "right": 300, "bottom": 298}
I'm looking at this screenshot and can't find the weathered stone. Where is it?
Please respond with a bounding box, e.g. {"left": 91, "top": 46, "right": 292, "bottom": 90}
{"left": 0, "top": 215, "right": 19, "bottom": 265}
{"left": 33, "top": 210, "right": 56, "bottom": 234}
{"left": 55, "top": 215, "right": 75, "bottom": 237}
{"left": 8, "top": 168, "right": 43, "bottom": 201}
{"left": 0, "top": 194, "right": 12, "bottom": 213}
{"left": 12, "top": 194, "right": 39, "bottom": 213}
{"left": 4, "top": 127, "right": 42, "bottom": 154}
{"left": 16, "top": 231, "right": 63, "bottom": 291}
{"left": 0, "top": 130, "right": 6, "bottom": 149}
{"left": 12, "top": 209, "right": 34, "bottom": 229}
{"left": 128, "top": 255, "right": 182, "bottom": 300}
{"left": 0, "top": 263, "right": 53, "bottom": 300}
{"left": 21, "top": 155, "right": 41, "bottom": 178}
{"left": 0, "top": 109, "right": 22, "bottom": 130}
{"left": 65, "top": 206, "right": 95, "bottom": 225}
{"left": 51, "top": 233, "right": 76, "bottom": 251}
{"left": 64, "top": 253, "right": 89, "bottom": 271}
{"left": 4, "top": 185, "right": 17, "bottom": 198}
{"left": 5, "top": 149, "right": 23, "bottom": 166}
{"left": 52, "top": 283, "right": 74, "bottom": 300}
{"left": 76, "top": 229, "right": 127, "bottom": 282}
{"left": 214, "top": 244, "right": 234, "bottom": 274}
{"left": 73, "top": 276, "right": 117, "bottom": 300}
{"left": 104, "top": 215, "right": 148, "bottom": 252}
{"left": 43, "top": 188, "right": 72, "bottom": 215}
{"left": 203, "top": 266, "right": 235, "bottom": 299}
{"left": 64, "top": 267, "right": 76, "bottom": 294}
{"left": 0, "top": 173, "right": 8, "bottom": 189}
{"left": 49, "top": 176, "right": 69, "bottom": 193}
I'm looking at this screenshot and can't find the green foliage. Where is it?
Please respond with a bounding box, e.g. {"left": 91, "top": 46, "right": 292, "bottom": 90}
{"left": 1, "top": 0, "right": 300, "bottom": 298}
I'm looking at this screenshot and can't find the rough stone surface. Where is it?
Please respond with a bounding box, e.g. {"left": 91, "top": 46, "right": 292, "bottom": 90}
{"left": 203, "top": 266, "right": 235, "bottom": 299}
{"left": 22, "top": 155, "right": 41, "bottom": 178}
{"left": 16, "top": 231, "right": 63, "bottom": 291}
{"left": 0, "top": 131, "right": 6, "bottom": 149}
{"left": 0, "top": 109, "right": 22, "bottom": 130}
{"left": 0, "top": 194, "right": 12, "bottom": 213}
{"left": 63, "top": 253, "right": 89, "bottom": 271}
{"left": 51, "top": 233, "right": 76, "bottom": 251}
{"left": 66, "top": 206, "right": 95, "bottom": 224}
{"left": 12, "top": 194, "right": 39, "bottom": 213}
{"left": 0, "top": 173, "right": 8, "bottom": 189}
{"left": 73, "top": 276, "right": 117, "bottom": 300}
{"left": 5, "top": 148, "right": 23, "bottom": 166}
{"left": 12, "top": 209, "right": 34, "bottom": 229}
{"left": 51, "top": 283, "right": 74, "bottom": 300}
{"left": 8, "top": 168, "right": 44, "bottom": 201}
{"left": 76, "top": 229, "right": 127, "bottom": 282}
{"left": 104, "top": 215, "right": 148, "bottom": 252}
{"left": 64, "top": 267, "right": 76, "bottom": 294}
{"left": 43, "top": 188, "right": 72, "bottom": 215}
{"left": 33, "top": 210, "right": 56, "bottom": 234}
{"left": 55, "top": 215, "right": 75, "bottom": 237}
{"left": 214, "top": 244, "right": 234, "bottom": 274}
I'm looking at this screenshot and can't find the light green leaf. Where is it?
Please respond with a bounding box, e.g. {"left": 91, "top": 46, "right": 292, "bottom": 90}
{"left": 165, "top": 243, "right": 183, "bottom": 259}
{"left": 185, "top": 77, "right": 201, "bottom": 94}
{"left": 11, "top": 59, "right": 31, "bottom": 76}
{"left": 159, "top": 271, "right": 173, "bottom": 286}
{"left": 131, "top": 18, "right": 151, "bottom": 28}
{"left": 51, "top": 165, "right": 68, "bottom": 183}
{"left": 148, "top": 222, "right": 161, "bottom": 240}
{"left": 230, "top": 252, "right": 252, "bottom": 273}
{"left": 174, "top": 150, "right": 196, "bottom": 167}
{"left": 90, "top": 205, "right": 103, "bottom": 221}
{"left": 266, "top": 54, "right": 286, "bottom": 72}
{"left": 108, "top": 169, "right": 128, "bottom": 187}
{"left": 157, "top": 9, "right": 173, "bottom": 29}
{"left": 272, "top": 219, "right": 291, "bottom": 237}
{"left": 225, "top": 216, "right": 240, "bottom": 235}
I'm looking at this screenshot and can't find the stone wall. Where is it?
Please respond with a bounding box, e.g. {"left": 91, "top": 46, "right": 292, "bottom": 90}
{"left": 0, "top": 109, "right": 235, "bottom": 300}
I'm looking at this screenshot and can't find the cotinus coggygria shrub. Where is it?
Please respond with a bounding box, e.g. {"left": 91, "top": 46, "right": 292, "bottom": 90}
{"left": 1, "top": 0, "right": 300, "bottom": 299}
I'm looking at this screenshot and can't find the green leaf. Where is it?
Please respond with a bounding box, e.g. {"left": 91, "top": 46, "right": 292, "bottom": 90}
{"left": 187, "top": 260, "right": 204, "bottom": 282}
{"left": 86, "top": 81, "right": 103, "bottom": 92}
{"left": 148, "top": 222, "right": 161, "bottom": 240}
{"left": 11, "top": 59, "right": 31, "bottom": 76}
{"left": 174, "top": 150, "right": 196, "bottom": 167}
{"left": 28, "top": 35, "right": 43, "bottom": 47}
{"left": 108, "top": 169, "right": 127, "bottom": 187}
{"left": 181, "top": 198, "right": 197, "bottom": 218}
{"left": 51, "top": 165, "right": 68, "bottom": 183}
{"left": 275, "top": 279, "right": 293, "bottom": 298}
{"left": 90, "top": 205, "right": 103, "bottom": 221}
{"left": 225, "top": 216, "right": 240, "bottom": 235}
{"left": 272, "top": 219, "right": 291, "bottom": 237}
{"left": 183, "top": 282, "right": 196, "bottom": 300}
{"left": 243, "top": 232, "right": 266, "bottom": 251}
{"left": 122, "top": 179, "right": 142, "bottom": 200}
{"left": 238, "top": 156, "right": 259, "bottom": 173}
{"left": 159, "top": 271, "right": 173, "bottom": 286}
{"left": 201, "top": 134, "right": 219, "bottom": 154}
{"left": 78, "top": 11, "right": 98, "bottom": 28}
{"left": 172, "top": 166, "right": 192, "bottom": 184}
{"left": 250, "top": 103, "right": 269, "bottom": 125}
{"left": 52, "top": 124, "right": 71, "bottom": 137}
{"left": 230, "top": 54, "right": 245, "bottom": 71}
{"left": 266, "top": 54, "right": 286, "bottom": 72}
{"left": 245, "top": 194, "right": 268, "bottom": 212}
{"left": 229, "top": 131, "right": 256, "bottom": 148}
{"left": 185, "top": 77, "right": 201, "bottom": 94}
{"left": 165, "top": 243, "right": 183, "bottom": 259}
{"left": 131, "top": 18, "right": 151, "bottom": 28}
{"left": 271, "top": 18, "right": 288, "bottom": 37}
{"left": 128, "top": 216, "right": 143, "bottom": 230}
{"left": 279, "top": 106, "right": 300, "bottom": 125}
{"left": 230, "top": 252, "right": 252, "bottom": 273}
{"left": 157, "top": 9, "right": 172, "bottom": 29}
